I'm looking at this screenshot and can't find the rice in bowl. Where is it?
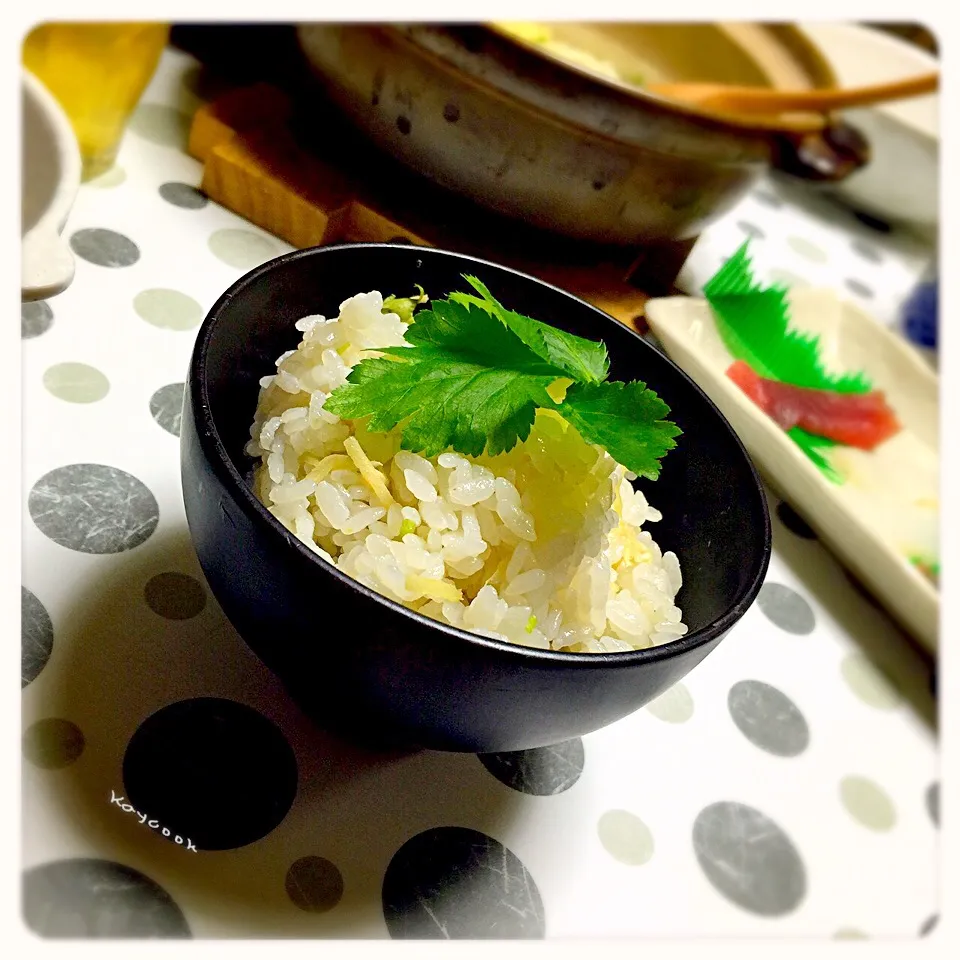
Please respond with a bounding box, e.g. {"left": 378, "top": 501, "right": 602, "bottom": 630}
{"left": 246, "top": 291, "right": 686, "bottom": 653}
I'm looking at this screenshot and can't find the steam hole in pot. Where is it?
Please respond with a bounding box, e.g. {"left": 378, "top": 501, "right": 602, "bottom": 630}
{"left": 371, "top": 69, "right": 384, "bottom": 107}
{"left": 443, "top": 103, "right": 460, "bottom": 123}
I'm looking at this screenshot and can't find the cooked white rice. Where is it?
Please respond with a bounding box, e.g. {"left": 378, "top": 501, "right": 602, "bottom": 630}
{"left": 246, "top": 290, "right": 687, "bottom": 653}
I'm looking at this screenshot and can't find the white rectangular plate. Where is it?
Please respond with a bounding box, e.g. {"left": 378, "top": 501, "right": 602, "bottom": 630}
{"left": 645, "top": 287, "right": 938, "bottom": 650}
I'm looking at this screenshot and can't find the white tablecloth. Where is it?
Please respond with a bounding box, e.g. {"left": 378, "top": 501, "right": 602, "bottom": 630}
{"left": 20, "top": 48, "right": 938, "bottom": 940}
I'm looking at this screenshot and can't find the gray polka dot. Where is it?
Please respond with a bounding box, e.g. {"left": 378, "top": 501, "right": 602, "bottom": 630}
{"left": 786, "top": 235, "right": 828, "bottom": 263}
{"left": 840, "top": 652, "right": 901, "bottom": 710}
{"left": 925, "top": 783, "right": 938, "bottom": 827}
{"left": 149, "top": 383, "right": 185, "bottom": 436}
{"left": 840, "top": 776, "right": 896, "bottom": 832}
{"left": 122, "top": 697, "right": 298, "bottom": 851}
{"left": 919, "top": 915, "right": 938, "bottom": 937}
{"left": 756, "top": 582, "right": 815, "bottom": 635}
{"left": 753, "top": 190, "right": 783, "bottom": 209}
{"left": 645, "top": 682, "right": 694, "bottom": 723}
{"left": 728, "top": 681, "right": 810, "bottom": 757}
{"left": 144, "top": 572, "right": 206, "bottom": 620}
{"left": 134, "top": 289, "right": 203, "bottom": 331}
{"left": 737, "top": 220, "right": 765, "bottom": 239}
{"left": 597, "top": 809, "right": 654, "bottom": 865}
{"left": 382, "top": 827, "right": 544, "bottom": 939}
{"left": 845, "top": 278, "right": 874, "bottom": 299}
{"left": 768, "top": 269, "right": 810, "bottom": 290}
{"left": 29, "top": 464, "right": 159, "bottom": 554}
{"left": 23, "top": 718, "right": 85, "bottom": 769}
{"left": 285, "top": 856, "right": 344, "bottom": 913}
{"left": 692, "top": 802, "right": 806, "bottom": 917}
{"left": 22, "top": 587, "right": 54, "bottom": 688}
{"left": 22, "top": 301, "right": 54, "bottom": 339}
{"left": 158, "top": 182, "right": 208, "bottom": 209}
{"left": 851, "top": 239, "right": 882, "bottom": 264}
{"left": 127, "top": 103, "right": 190, "bottom": 149}
{"left": 478, "top": 738, "right": 583, "bottom": 795}
{"left": 776, "top": 502, "right": 816, "bottom": 539}
{"left": 44, "top": 363, "right": 110, "bottom": 404}
{"left": 22, "top": 858, "right": 191, "bottom": 937}
{"left": 208, "top": 229, "right": 280, "bottom": 270}
{"left": 70, "top": 228, "right": 140, "bottom": 268}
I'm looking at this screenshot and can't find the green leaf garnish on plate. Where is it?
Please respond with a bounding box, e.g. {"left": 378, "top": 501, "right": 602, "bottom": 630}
{"left": 787, "top": 428, "right": 842, "bottom": 484}
{"left": 704, "top": 242, "right": 872, "bottom": 393}
{"left": 909, "top": 554, "right": 939, "bottom": 585}
{"left": 325, "top": 278, "right": 680, "bottom": 479}
{"left": 702, "top": 242, "right": 872, "bottom": 483}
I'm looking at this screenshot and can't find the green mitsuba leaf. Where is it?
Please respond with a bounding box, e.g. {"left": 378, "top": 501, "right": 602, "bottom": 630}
{"left": 453, "top": 274, "right": 610, "bottom": 384}
{"left": 325, "top": 280, "right": 679, "bottom": 478}
{"left": 557, "top": 380, "right": 681, "bottom": 481}
{"left": 324, "top": 299, "right": 562, "bottom": 458}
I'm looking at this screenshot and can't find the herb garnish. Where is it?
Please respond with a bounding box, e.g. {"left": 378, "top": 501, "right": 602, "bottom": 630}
{"left": 324, "top": 276, "right": 680, "bottom": 480}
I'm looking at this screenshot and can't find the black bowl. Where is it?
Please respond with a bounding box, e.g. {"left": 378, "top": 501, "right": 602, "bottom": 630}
{"left": 181, "top": 243, "right": 770, "bottom": 752}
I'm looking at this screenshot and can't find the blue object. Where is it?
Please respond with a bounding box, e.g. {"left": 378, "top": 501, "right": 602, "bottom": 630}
{"left": 901, "top": 277, "right": 938, "bottom": 350}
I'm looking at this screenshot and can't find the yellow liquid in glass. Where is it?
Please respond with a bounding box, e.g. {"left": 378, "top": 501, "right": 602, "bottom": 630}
{"left": 23, "top": 23, "right": 169, "bottom": 180}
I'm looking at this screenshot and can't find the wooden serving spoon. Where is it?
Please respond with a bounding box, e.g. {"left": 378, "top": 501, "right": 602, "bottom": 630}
{"left": 648, "top": 71, "right": 938, "bottom": 116}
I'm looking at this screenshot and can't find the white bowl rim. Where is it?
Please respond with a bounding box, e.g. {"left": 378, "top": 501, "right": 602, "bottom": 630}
{"left": 21, "top": 67, "right": 82, "bottom": 301}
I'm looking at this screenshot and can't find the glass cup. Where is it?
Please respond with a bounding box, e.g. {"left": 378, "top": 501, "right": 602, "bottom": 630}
{"left": 22, "top": 22, "right": 169, "bottom": 180}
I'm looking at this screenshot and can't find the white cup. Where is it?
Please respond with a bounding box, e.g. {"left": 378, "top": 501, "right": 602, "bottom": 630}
{"left": 21, "top": 68, "right": 82, "bottom": 301}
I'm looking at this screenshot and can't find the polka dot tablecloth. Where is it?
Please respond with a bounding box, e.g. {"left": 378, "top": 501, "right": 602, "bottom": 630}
{"left": 676, "top": 179, "right": 933, "bottom": 333}
{"left": 21, "top": 48, "right": 939, "bottom": 940}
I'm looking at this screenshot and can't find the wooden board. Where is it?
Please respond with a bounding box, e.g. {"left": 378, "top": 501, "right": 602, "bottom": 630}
{"left": 188, "top": 84, "right": 696, "bottom": 331}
